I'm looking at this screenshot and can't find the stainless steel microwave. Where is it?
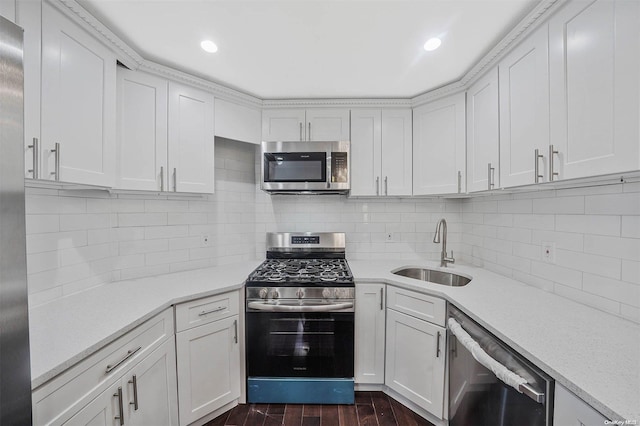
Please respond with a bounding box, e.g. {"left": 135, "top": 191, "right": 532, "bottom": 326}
{"left": 261, "top": 141, "right": 350, "bottom": 194}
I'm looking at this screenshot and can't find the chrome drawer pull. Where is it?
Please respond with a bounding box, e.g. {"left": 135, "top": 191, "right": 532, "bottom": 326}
{"left": 233, "top": 319, "right": 238, "bottom": 344}
{"left": 106, "top": 346, "right": 142, "bottom": 374}
{"left": 129, "top": 374, "right": 139, "bottom": 410}
{"left": 114, "top": 386, "right": 124, "bottom": 425}
{"left": 198, "top": 306, "right": 226, "bottom": 316}
{"left": 549, "top": 144, "right": 559, "bottom": 181}
{"left": 534, "top": 149, "right": 544, "bottom": 183}
{"left": 51, "top": 142, "right": 60, "bottom": 181}
{"left": 28, "top": 137, "right": 39, "bottom": 179}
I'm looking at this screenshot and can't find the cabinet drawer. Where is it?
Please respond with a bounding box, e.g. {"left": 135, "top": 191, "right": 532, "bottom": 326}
{"left": 33, "top": 308, "right": 174, "bottom": 426}
{"left": 175, "top": 291, "right": 240, "bottom": 332}
{"left": 386, "top": 286, "right": 446, "bottom": 327}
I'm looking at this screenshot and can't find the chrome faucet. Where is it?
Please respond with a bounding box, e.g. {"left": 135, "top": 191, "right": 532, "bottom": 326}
{"left": 433, "top": 218, "right": 455, "bottom": 267}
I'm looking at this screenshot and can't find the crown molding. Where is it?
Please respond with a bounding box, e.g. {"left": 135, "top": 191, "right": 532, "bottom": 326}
{"left": 50, "top": 0, "right": 563, "bottom": 109}
{"left": 262, "top": 98, "right": 412, "bottom": 108}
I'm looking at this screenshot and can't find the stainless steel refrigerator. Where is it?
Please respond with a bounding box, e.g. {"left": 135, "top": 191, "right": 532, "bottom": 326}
{"left": 0, "top": 15, "right": 32, "bottom": 425}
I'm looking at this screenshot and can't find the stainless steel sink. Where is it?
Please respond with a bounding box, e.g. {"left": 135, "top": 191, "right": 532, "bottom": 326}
{"left": 392, "top": 267, "right": 471, "bottom": 286}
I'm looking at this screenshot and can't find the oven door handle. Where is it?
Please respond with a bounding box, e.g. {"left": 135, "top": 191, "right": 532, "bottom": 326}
{"left": 448, "top": 318, "right": 545, "bottom": 404}
{"left": 247, "top": 301, "right": 354, "bottom": 312}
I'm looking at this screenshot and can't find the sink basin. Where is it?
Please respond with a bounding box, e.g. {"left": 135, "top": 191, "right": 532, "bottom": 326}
{"left": 392, "top": 267, "right": 471, "bottom": 287}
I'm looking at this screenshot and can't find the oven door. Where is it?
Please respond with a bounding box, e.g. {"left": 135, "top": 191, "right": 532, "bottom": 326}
{"left": 246, "top": 310, "right": 354, "bottom": 378}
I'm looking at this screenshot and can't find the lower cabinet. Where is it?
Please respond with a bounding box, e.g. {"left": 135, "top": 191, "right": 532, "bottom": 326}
{"left": 64, "top": 339, "right": 178, "bottom": 426}
{"left": 554, "top": 384, "right": 609, "bottom": 426}
{"left": 354, "top": 283, "right": 386, "bottom": 384}
{"left": 175, "top": 292, "right": 241, "bottom": 425}
{"left": 385, "top": 289, "right": 446, "bottom": 420}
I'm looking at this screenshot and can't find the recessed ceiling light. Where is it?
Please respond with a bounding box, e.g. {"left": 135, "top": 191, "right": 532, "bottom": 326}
{"left": 200, "top": 40, "right": 218, "bottom": 53}
{"left": 423, "top": 38, "right": 442, "bottom": 52}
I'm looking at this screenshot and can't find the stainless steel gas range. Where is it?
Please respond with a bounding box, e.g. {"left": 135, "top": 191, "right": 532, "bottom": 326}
{"left": 245, "top": 232, "right": 355, "bottom": 404}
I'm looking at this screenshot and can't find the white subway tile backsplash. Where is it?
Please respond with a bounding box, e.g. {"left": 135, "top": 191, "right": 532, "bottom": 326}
{"left": 533, "top": 196, "right": 584, "bottom": 214}
{"left": 621, "top": 216, "right": 640, "bottom": 238}
{"left": 583, "top": 235, "right": 640, "bottom": 262}
{"left": 26, "top": 195, "right": 86, "bottom": 215}
{"left": 582, "top": 274, "right": 640, "bottom": 307}
{"left": 26, "top": 231, "right": 87, "bottom": 254}
{"left": 530, "top": 261, "right": 583, "bottom": 289}
{"left": 27, "top": 251, "right": 59, "bottom": 274}
{"left": 119, "top": 239, "right": 169, "bottom": 256}
{"left": 555, "top": 215, "right": 620, "bottom": 236}
{"left": 26, "top": 214, "right": 59, "bottom": 234}
{"left": 621, "top": 260, "right": 639, "bottom": 284}
{"left": 554, "top": 283, "right": 621, "bottom": 316}
{"left": 620, "top": 304, "right": 640, "bottom": 323}
{"left": 531, "top": 230, "right": 584, "bottom": 252}
{"left": 144, "top": 225, "right": 190, "bottom": 240}
{"left": 496, "top": 199, "right": 533, "bottom": 214}
{"left": 118, "top": 213, "right": 167, "bottom": 227}
{"left": 513, "top": 214, "right": 555, "bottom": 231}
{"left": 555, "top": 249, "right": 621, "bottom": 280}
{"left": 145, "top": 249, "right": 190, "bottom": 266}
{"left": 585, "top": 193, "right": 640, "bottom": 215}
{"left": 59, "top": 243, "right": 111, "bottom": 266}
{"left": 59, "top": 214, "right": 110, "bottom": 231}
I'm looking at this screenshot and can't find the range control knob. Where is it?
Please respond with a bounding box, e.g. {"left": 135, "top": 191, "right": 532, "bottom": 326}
{"left": 335, "top": 289, "right": 345, "bottom": 299}
{"left": 296, "top": 288, "right": 305, "bottom": 299}
{"left": 322, "top": 288, "right": 332, "bottom": 299}
{"left": 259, "top": 288, "right": 269, "bottom": 299}
{"left": 270, "top": 289, "right": 280, "bottom": 299}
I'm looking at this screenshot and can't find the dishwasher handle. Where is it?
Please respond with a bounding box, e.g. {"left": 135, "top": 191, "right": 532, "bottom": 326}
{"left": 448, "top": 317, "right": 545, "bottom": 404}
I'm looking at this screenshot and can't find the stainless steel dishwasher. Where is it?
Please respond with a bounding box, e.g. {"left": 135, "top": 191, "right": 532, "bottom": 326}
{"left": 448, "top": 306, "right": 553, "bottom": 426}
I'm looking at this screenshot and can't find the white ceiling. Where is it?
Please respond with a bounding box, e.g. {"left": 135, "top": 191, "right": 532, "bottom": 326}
{"left": 79, "top": 0, "right": 538, "bottom": 99}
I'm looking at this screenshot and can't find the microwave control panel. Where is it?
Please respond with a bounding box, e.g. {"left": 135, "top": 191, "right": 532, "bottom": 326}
{"left": 331, "top": 152, "right": 348, "bottom": 183}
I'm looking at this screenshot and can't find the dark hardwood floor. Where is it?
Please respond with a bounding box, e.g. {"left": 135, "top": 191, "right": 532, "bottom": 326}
{"left": 205, "top": 391, "right": 435, "bottom": 426}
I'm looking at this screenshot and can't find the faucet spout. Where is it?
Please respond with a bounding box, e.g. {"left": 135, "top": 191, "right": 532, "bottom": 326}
{"left": 433, "top": 218, "right": 455, "bottom": 267}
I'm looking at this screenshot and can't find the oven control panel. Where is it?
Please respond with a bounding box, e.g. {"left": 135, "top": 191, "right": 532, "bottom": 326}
{"left": 247, "top": 287, "right": 354, "bottom": 300}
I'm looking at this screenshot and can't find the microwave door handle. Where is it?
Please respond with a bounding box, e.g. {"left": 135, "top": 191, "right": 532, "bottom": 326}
{"left": 448, "top": 318, "right": 545, "bottom": 404}
{"left": 247, "top": 301, "right": 353, "bottom": 312}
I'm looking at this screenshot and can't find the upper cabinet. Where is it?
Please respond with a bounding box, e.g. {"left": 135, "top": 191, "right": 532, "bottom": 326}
{"left": 117, "top": 68, "right": 215, "bottom": 194}
{"left": 40, "top": 2, "right": 116, "bottom": 187}
{"left": 499, "top": 24, "right": 550, "bottom": 188}
{"left": 215, "top": 98, "right": 261, "bottom": 144}
{"left": 413, "top": 93, "right": 466, "bottom": 195}
{"left": 262, "top": 108, "right": 350, "bottom": 141}
{"left": 467, "top": 68, "right": 500, "bottom": 192}
{"left": 350, "top": 108, "right": 412, "bottom": 197}
{"left": 549, "top": 0, "right": 639, "bottom": 180}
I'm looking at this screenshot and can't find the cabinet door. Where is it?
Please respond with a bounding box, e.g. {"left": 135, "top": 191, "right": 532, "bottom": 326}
{"left": 499, "top": 25, "right": 550, "bottom": 187}
{"left": 262, "top": 109, "right": 306, "bottom": 141}
{"left": 168, "top": 82, "right": 215, "bottom": 193}
{"left": 355, "top": 284, "right": 385, "bottom": 384}
{"left": 549, "top": 0, "right": 639, "bottom": 179}
{"left": 350, "top": 109, "right": 382, "bottom": 196}
{"left": 116, "top": 68, "right": 168, "bottom": 191}
{"left": 554, "top": 384, "right": 609, "bottom": 426}
{"left": 176, "top": 316, "right": 240, "bottom": 425}
{"left": 62, "top": 382, "right": 120, "bottom": 426}
{"left": 41, "top": 2, "right": 116, "bottom": 187}
{"left": 381, "top": 109, "right": 413, "bottom": 196}
{"left": 126, "top": 339, "right": 178, "bottom": 426}
{"left": 306, "top": 108, "right": 350, "bottom": 141}
{"left": 385, "top": 309, "right": 445, "bottom": 419}
{"left": 413, "top": 94, "right": 466, "bottom": 195}
{"left": 215, "top": 98, "right": 261, "bottom": 144}
{"left": 467, "top": 68, "right": 500, "bottom": 192}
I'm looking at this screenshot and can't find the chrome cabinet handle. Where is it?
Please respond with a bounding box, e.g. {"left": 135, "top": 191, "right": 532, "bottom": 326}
{"left": 457, "top": 171, "right": 462, "bottom": 193}
{"left": 173, "top": 168, "right": 177, "bottom": 192}
{"left": 380, "top": 287, "right": 384, "bottom": 310}
{"left": 299, "top": 122, "right": 303, "bottom": 141}
{"left": 114, "top": 386, "right": 124, "bottom": 425}
{"left": 384, "top": 176, "right": 388, "bottom": 196}
{"left": 199, "top": 306, "right": 226, "bottom": 316}
{"left": 549, "top": 145, "right": 559, "bottom": 181}
{"left": 28, "top": 137, "right": 39, "bottom": 179}
{"left": 376, "top": 176, "right": 380, "bottom": 196}
{"left": 247, "top": 301, "right": 353, "bottom": 312}
{"left": 106, "top": 346, "right": 142, "bottom": 374}
{"left": 233, "top": 319, "right": 238, "bottom": 344}
{"left": 436, "top": 331, "right": 441, "bottom": 358}
{"left": 128, "top": 375, "right": 139, "bottom": 410}
{"left": 534, "top": 149, "right": 544, "bottom": 183}
{"left": 487, "top": 163, "right": 495, "bottom": 190}
{"left": 50, "top": 142, "right": 60, "bottom": 181}
{"left": 308, "top": 122, "right": 311, "bottom": 140}
{"left": 160, "top": 166, "right": 164, "bottom": 191}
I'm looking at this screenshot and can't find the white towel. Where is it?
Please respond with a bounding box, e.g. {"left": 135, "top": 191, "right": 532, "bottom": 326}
{"left": 448, "top": 317, "right": 527, "bottom": 392}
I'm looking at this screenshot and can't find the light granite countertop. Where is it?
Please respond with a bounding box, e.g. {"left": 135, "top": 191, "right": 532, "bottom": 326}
{"left": 29, "top": 259, "right": 639, "bottom": 422}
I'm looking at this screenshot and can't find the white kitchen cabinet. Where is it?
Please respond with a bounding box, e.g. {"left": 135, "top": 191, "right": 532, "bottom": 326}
{"left": 0, "top": 0, "right": 15, "bottom": 21}
{"left": 262, "top": 108, "right": 350, "bottom": 141}
{"left": 350, "top": 108, "right": 412, "bottom": 196}
{"left": 499, "top": 24, "right": 550, "bottom": 188}
{"left": 40, "top": 2, "right": 116, "bottom": 187}
{"left": 116, "top": 71, "right": 216, "bottom": 194}
{"left": 33, "top": 309, "right": 175, "bottom": 426}
{"left": 467, "top": 67, "right": 500, "bottom": 192}
{"left": 116, "top": 68, "right": 168, "bottom": 191}
{"left": 215, "top": 98, "right": 261, "bottom": 144}
{"left": 355, "top": 284, "right": 385, "bottom": 385}
{"left": 175, "top": 293, "right": 241, "bottom": 425}
{"left": 385, "top": 308, "right": 445, "bottom": 419}
{"left": 413, "top": 93, "right": 466, "bottom": 195}
{"left": 549, "top": 0, "right": 640, "bottom": 180}
{"left": 168, "top": 82, "right": 215, "bottom": 193}
{"left": 554, "top": 384, "right": 609, "bottom": 426}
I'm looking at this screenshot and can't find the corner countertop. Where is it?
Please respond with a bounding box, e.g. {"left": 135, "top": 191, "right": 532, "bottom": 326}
{"left": 348, "top": 260, "right": 640, "bottom": 423}
{"left": 29, "top": 259, "right": 639, "bottom": 422}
